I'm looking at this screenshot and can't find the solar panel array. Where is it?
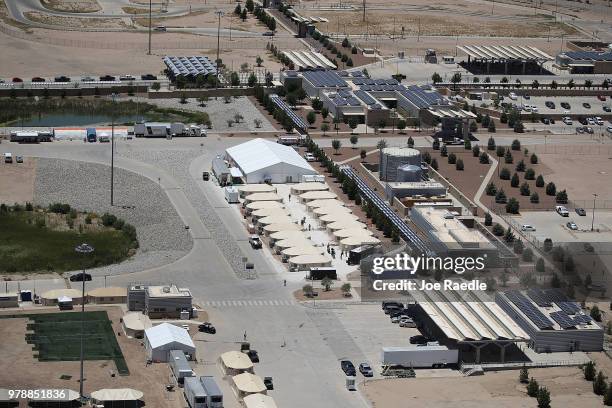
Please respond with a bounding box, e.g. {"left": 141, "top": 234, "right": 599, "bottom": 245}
{"left": 527, "top": 289, "right": 552, "bottom": 307}
{"left": 340, "top": 166, "right": 433, "bottom": 256}
{"left": 505, "top": 291, "right": 554, "bottom": 329}
{"left": 163, "top": 56, "right": 217, "bottom": 77}
{"left": 354, "top": 90, "right": 377, "bottom": 106}
{"left": 350, "top": 71, "right": 365, "bottom": 77}
{"left": 302, "top": 70, "right": 348, "bottom": 88}
{"left": 542, "top": 288, "right": 568, "bottom": 302}
{"left": 270, "top": 94, "right": 309, "bottom": 130}
{"left": 550, "top": 311, "right": 576, "bottom": 329}
{"left": 574, "top": 314, "right": 593, "bottom": 324}
{"left": 564, "top": 51, "right": 612, "bottom": 62}
{"left": 556, "top": 301, "right": 580, "bottom": 315}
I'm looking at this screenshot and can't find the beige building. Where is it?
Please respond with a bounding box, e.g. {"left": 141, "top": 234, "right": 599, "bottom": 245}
{"left": 0, "top": 293, "right": 19, "bottom": 308}
{"left": 145, "top": 285, "right": 192, "bottom": 319}
{"left": 87, "top": 287, "right": 127, "bottom": 304}
{"left": 40, "top": 289, "right": 83, "bottom": 306}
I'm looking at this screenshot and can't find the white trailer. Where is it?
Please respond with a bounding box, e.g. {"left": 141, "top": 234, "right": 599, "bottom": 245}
{"left": 169, "top": 350, "right": 194, "bottom": 385}
{"left": 381, "top": 345, "right": 458, "bottom": 368}
{"left": 135, "top": 122, "right": 204, "bottom": 137}
{"left": 224, "top": 186, "right": 240, "bottom": 203}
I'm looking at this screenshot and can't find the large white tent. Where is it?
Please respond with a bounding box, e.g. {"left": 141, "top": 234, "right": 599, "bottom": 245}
{"left": 90, "top": 389, "right": 144, "bottom": 403}
{"left": 333, "top": 228, "right": 374, "bottom": 239}
{"left": 299, "top": 191, "right": 337, "bottom": 201}
{"left": 263, "top": 223, "right": 302, "bottom": 233}
{"left": 243, "top": 394, "right": 278, "bottom": 408}
{"left": 144, "top": 323, "right": 195, "bottom": 362}
{"left": 274, "top": 237, "right": 314, "bottom": 249}
{"left": 244, "top": 192, "right": 283, "bottom": 203}
{"left": 312, "top": 206, "right": 352, "bottom": 217}
{"left": 270, "top": 230, "right": 307, "bottom": 241}
{"left": 319, "top": 213, "right": 359, "bottom": 224}
{"left": 282, "top": 245, "right": 322, "bottom": 257}
{"left": 340, "top": 235, "right": 381, "bottom": 249}
{"left": 327, "top": 220, "right": 367, "bottom": 231}
{"left": 220, "top": 351, "right": 254, "bottom": 375}
{"left": 238, "top": 184, "right": 277, "bottom": 197}
{"left": 232, "top": 373, "right": 267, "bottom": 396}
{"left": 246, "top": 201, "right": 284, "bottom": 211}
{"left": 258, "top": 215, "right": 295, "bottom": 225}
{"left": 290, "top": 182, "right": 329, "bottom": 194}
{"left": 305, "top": 199, "right": 344, "bottom": 209}
{"left": 288, "top": 254, "right": 332, "bottom": 270}
{"left": 252, "top": 208, "right": 289, "bottom": 218}
{"left": 226, "top": 138, "right": 317, "bottom": 184}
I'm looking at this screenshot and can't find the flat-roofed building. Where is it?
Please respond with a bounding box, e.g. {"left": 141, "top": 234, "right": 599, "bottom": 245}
{"left": 87, "top": 287, "right": 127, "bottom": 304}
{"left": 145, "top": 285, "right": 192, "bottom": 319}
{"left": 0, "top": 293, "right": 18, "bottom": 308}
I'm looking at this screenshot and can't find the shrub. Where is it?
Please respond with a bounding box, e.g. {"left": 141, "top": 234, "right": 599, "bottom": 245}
{"left": 536, "top": 386, "right": 550, "bottom": 408}
{"left": 448, "top": 153, "right": 457, "bottom": 164}
{"left": 525, "top": 168, "right": 535, "bottom": 180}
{"left": 113, "top": 218, "right": 125, "bottom": 230}
{"left": 484, "top": 212, "right": 492, "bottom": 226}
{"left": 520, "top": 182, "right": 530, "bottom": 196}
{"left": 527, "top": 378, "right": 539, "bottom": 397}
{"left": 536, "top": 175, "right": 545, "bottom": 187}
{"left": 487, "top": 136, "right": 496, "bottom": 150}
{"left": 556, "top": 189, "right": 568, "bottom": 204}
{"left": 530, "top": 192, "right": 539, "bottom": 203}
{"left": 495, "top": 189, "right": 507, "bottom": 204}
{"left": 505, "top": 149, "right": 513, "bottom": 164}
{"left": 522, "top": 248, "right": 533, "bottom": 262}
{"left": 511, "top": 139, "right": 521, "bottom": 150}
{"left": 472, "top": 145, "right": 480, "bottom": 157}
{"left": 101, "top": 213, "right": 117, "bottom": 227}
{"left": 456, "top": 159, "right": 464, "bottom": 170}
{"left": 496, "top": 146, "right": 505, "bottom": 157}
{"left": 546, "top": 182, "right": 557, "bottom": 196}
{"left": 511, "top": 173, "right": 520, "bottom": 187}
{"left": 506, "top": 198, "right": 520, "bottom": 214}
{"left": 594, "top": 371, "right": 608, "bottom": 396}
{"left": 536, "top": 258, "right": 545, "bottom": 272}
{"left": 479, "top": 152, "right": 489, "bottom": 164}
{"left": 530, "top": 153, "right": 538, "bottom": 164}
{"left": 49, "top": 203, "right": 71, "bottom": 214}
{"left": 516, "top": 160, "right": 526, "bottom": 172}
{"left": 486, "top": 182, "right": 497, "bottom": 196}
{"left": 492, "top": 223, "right": 505, "bottom": 236}
{"left": 584, "top": 361, "right": 596, "bottom": 381}
{"left": 431, "top": 158, "right": 439, "bottom": 170}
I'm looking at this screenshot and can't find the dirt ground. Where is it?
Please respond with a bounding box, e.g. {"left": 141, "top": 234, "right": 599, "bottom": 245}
{"left": 40, "top": 0, "right": 102, "bottom": 13}
{"left": 361, "top": 366, "right": 605, "bottom": 408}
{"left": 0, "top": 157, "right": 36, "bottom": 205}
{"left": 293, "top": 287, "right": 352, "bottom": 301}
{"left": 0, "top": 306, "right": 182, "bottom": 408}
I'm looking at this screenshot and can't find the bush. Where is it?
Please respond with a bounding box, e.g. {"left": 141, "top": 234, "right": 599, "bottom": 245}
{"left": 527, "top": 378, "right": 539, "bottom": 397}
{"left": 487, "top": 137, "right": 496, "bottom": 150}
{"left": 520, "top": 182, "right": 530, "bottom": 196}
{"left": 479, "top": 152, "right": 489, "bottom": 164}
{"left": 505, "top": 149, "right": 513, "bottom": 164}
{"left": 431, "top": 158, "right": 439, "bottom": 170}
{"left": 492, "top": 223, "right": 505, "bottom": 236}
{"left": 448, "top": 153, "right": 457, "bottom": 164}
{"left": 556, "top": 189, "right": 568, "bottom": 204}
{"left": 536, "top": 175, "right": 545, "bottom": 187}
{"left": 486, "top": 182, "right": 497, "bottom": 196}
{"left": 530, "top": 153, "right": 538, "bottom": 164}
{"left": 25, "top": 202, "right": 34, "bottom": 211}
{"left": 49, "top": 203, "right": 71, "bottom": 214}
{"left": 500, "top": 169, "right": 510, "bottom": 181}
{"left": 496, "top": 146, "right": 505, "bottom": 157}
{"left": 495, "top": 189, "right": 507, "bottom": 204}
{"left": 536, "top": 386, "right": 550, "bottom": 408}
{"left": 112, "top": 218, "right": 125, "bottom": 230}
{"left": 525, "top": 168, "right": 535, "bottom": 180}
{"left": 522, "top": 248, "right": 533, "bottom": 262}
{"left": 516, "top": 160, "right": 526, "bottom": 172}
{"left": 594, "top": 371, "right": 608, "bottom": 396}
{"left": 584, "top": 361, "right": 596, "bottom": 381}
{"left": 456, "top": 159, "right": 464, "bottom": 170}
{"left": 530, "top": 192, "right": 539, "bottom": 203}
{"left": 511, "top": 173, "right": 520, "bottom": 187}
{"left": 546, "top": 182, "right": 557, "bottom": 196}
{"left": 536, "top": 257, "right": 545, "bottom": 272}
{"left": 484, "top": 212, "right": 493, "bottom": 226}
{"left": 506, "top": 198, "right": 520, "bottom": 214}
{"left": 101, "top": 213, "right": 117, "bottom": 227}
{"left": 511, "top": 139, "right": 521, "bottom": 151}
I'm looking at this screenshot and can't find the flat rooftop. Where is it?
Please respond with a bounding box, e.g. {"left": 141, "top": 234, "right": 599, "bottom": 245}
{"left": 147, "top": 285, "right": 192, "bottom": 298}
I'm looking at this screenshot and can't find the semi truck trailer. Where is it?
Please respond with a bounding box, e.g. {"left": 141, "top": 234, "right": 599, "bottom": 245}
{"left": 381, "top": 345, "right": 458, "bottom": 369}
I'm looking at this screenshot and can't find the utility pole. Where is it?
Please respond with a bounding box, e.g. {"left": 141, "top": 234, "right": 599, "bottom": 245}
{"left": 215, "top": 11, "right": 224, "bottom": 92}
{"left": 110, "top": 93, "right": 116, "bottom": 206}
{"left": 591, "top": 193, "right": 598, "bottom": 231}
{"left": 148, "top": 0, "right": 152, "bottom": 55}
{"left": 75, "top": 243, "right": 94, "bottom": 402}
{"left": 362, "top": 0, "right": 366, "bottom": 22}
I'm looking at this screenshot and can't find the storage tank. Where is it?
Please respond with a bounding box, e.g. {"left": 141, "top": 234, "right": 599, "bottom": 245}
{"left": 396, "top": 164, "right": 423, "bottom": 182}
{"left": 379, "top": 147, "right": 421, "bottom": 181}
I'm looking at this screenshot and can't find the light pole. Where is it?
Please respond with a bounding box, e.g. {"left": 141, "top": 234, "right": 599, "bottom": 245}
{"left": 148, "top": 0, "right": 152, "bottom": 55}
{"left": 74, "top": 243, "right": 94, "bottom": 401}
{"left": 591, "top": 193, "right": 598, "bottom": 231}
{"left": 110, "top": 93, "right": 117, "bottom": 206}
{"left": 215, "top": 11, "right": 224, "bottom": 93}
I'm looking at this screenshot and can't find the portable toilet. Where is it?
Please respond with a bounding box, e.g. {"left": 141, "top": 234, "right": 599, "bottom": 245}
{"left": 20, "top": 290, "right": 32, "bottom": 302}
{"left": 346, "top": 376, "right": 356, "bottom": 391}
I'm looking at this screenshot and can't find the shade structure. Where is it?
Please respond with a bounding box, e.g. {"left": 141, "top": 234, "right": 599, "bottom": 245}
{"left": 41, "top": 288, "right": 83, "bottom": 305}
{"left": 305, "top": 199, "right": 344, "bottom": 209}
{"left": 290, "top": 182, "right": 329, "bottom": 194}
{"left": 245, "top": 192, "right": 282, "bottom": 203}
{"left": 282, "top": 245, "right": 322, "bottom": 257}
{"left": 299, "top": 191, "right": 337, "bottom": 201}
{"left": 333, "top": 228, "right": 374, "bottom": 239}
{"left": 270, "top": 230, "right": 308, "bottom": 241}
{"left": 274, "top": 237, "right": 314, "bottom": 249}
{"left": 288, "top": 254, "right": 332, "bottom": 269}
{"left": 263, "top": 223, "right": 302, "bottom": 233}
{"left": 243, "top": 394, "right": 278, "bottom": 408}
{"left": 238, "top": 184, "right": 277, "bottom": 196}
{"left": 327, "top": 220, "right": 367, "bottom": 231}
{"left": 246, "top": 201, "right": 284, "bottom": 211}
{"left": 340, "top": 235, "right": 381, "bottom": 249}
{"left": 232, "top": 372, "right": 267, "bottom": 395}
{"left": 220, "top": 351, "right": 254, "bottom": 371}
{"left": 312, "top": 205, "right": 352, "bottom": 217}
{"left": 320, "top": 213, "right": 360, "bottom": 224}
{"left": 258, "top": 215, "right": 295, "bottom": 225}
{"left": 252, "top": 208, "right": 289, "bottom": 218}
{"left": 90, "top": 389, "right": 144, "bottom": 402}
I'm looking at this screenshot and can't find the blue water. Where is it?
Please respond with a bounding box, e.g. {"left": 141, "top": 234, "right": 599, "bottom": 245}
{"left": 15, "top": 113, "right": 149, "bottom": 127}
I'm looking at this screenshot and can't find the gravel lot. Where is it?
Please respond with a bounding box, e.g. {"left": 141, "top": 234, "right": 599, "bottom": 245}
{"left": 125, "top": 95, "right": 276, "bottom": 133}
{"left": 118, "top": 148, "right": 255, "bottom": 279}
{"left": 33, "top": 158, "right": 193, "bottom": 276}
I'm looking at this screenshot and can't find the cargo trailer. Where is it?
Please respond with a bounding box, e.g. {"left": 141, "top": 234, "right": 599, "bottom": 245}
{"left": 381, "top": 345, "right": 458, "bottom": 368}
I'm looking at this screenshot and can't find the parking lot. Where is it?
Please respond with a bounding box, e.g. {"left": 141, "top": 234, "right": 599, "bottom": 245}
{"left": 505, "top": 95, "right": 610, "bottom": 117}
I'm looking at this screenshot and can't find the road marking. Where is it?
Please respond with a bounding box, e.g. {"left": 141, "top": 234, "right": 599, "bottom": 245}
{"left": 200, "top": 299, "right": 296, "bottom": 307}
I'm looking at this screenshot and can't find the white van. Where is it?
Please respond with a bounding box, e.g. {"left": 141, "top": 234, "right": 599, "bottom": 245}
{"left": 4, "top": 152, "right": 12, "bottom": 163}
{"left": 556, "top": 205, "right": 570, "bottom": 217}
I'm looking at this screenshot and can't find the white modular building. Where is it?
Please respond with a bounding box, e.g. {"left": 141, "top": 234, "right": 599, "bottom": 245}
{"left": 225, "top": 138, "right": 317, "bottom": 184}
{"left": 144, "top": 323, "right": 196, "bottom": 362}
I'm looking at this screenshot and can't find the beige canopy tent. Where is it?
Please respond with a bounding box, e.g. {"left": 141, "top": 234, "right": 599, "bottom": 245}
{"left": 244, "top": 192, "right": 283, "bottom": 203}
{"left": 243, "top": 394, "right": 278, "bottom": 408}
{"left": 220, "top": 351, "right": 254, "bottom": 375}
{"left": 238, "top": 184, "right": 276, "bottom": 197}
{"left": 290, "top": 182, "right": 329, "bottom": 194}
{"left": 282, "top": 245, "right": 322, "bottom": 257}
{"left": 327, "top": 220, "right": 367, "bottom": 231}
{"left": 232, "top": 372, "right": 267, "bottom": 397}
{"left": 288, "top": 254, "right": 332, "bottom": 270}
{"left": 246, "top": 201, "right": 284, "bottom": 211}
{"left": 305, "top": 199, "right": 344, "bottom": 209}
{"left": 252, "top": 208, "right": 289, "bottom": 219}
{"left": 258, "top": 215, "right": 295, "bottom": 225}
{"left": 41, "top": 288, "right": 83, "bottom": 306}
{"left": 270, "top": 230, "right": 308, "bottom": 241}
{"left": 312, "top": 205, "right": 352, "bottom": 217}
{"left": 90, "top": 388, "right": 144, "bottom": 402}
{"left": 263, "top": 223, "right": 302, "bottom": 233}
{"left": 274, "top": 237, "right": 314, "bottom": 249}
{"left": 340, "top": 235, "right": 381, "bottom": 249}
{"left": 320, "top": 213, "right": 360, "bottom": 224}
{"left": 333, "top": 228, "right": 374, "bottom": 239}
{"left": 299, "top": 191, "right": 337, "bottom": 202}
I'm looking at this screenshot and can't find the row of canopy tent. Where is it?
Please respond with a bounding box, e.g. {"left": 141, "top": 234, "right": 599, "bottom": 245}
{"left": 218, "top": 353, "right": 278, "bottom": 408}
{"left": 456, "top": 45, "right": 554, "bottom": 61}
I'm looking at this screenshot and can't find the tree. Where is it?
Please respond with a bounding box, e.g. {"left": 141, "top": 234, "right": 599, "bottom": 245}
{"left": 470, "top": 121, "right": 478, "bottom": 133}
{"left": 530, "top": 192, "right": 539, "bottom": 203}
{"left": 440, "top": 145, "right": 448, "bottom": 157}
{"left": 407, "top": 136, "right": 414, "bottom": 148}
{"left": 536, "top": 258, "right": 545, "bottom": 272}
{"left": 246, "top": 0, "right": 254, "bottom": 12}
{"left": 514, "top": 239, "right": 524, "bottom": 254}
{"left": 179, "top": 93, "right": 188, "bottom": 104}
{"left": 349, "top": 119, "right": 358, "bottom": 134}
{"left": 448, "top": 152, "right": 457, "bottom": 164}
{"left": 488, "top": 121, "right": 496, "bottom": 132}
{"left": 397, "top": 119, "right": 407, "bottom": 133}
{"left": 241, "top": 8, "right": 248, "bottom": 21}
{"left": 330, "top": 139, "right": 342, "bottom": 154}
{"left": 346, "top": 58, "right": 354, "bottom": 67}
{"left": 312, "top": 98, "right": 323, "bottom": 111}
{"left": 500, "top": 111, "right": 508, "bottom": 123}
{"left": 546, "top": 182, "right": 556, "bottom": 196}
{"left": 514, "top": 121, "right": 524, "bottom": 133}
{"left": 286, "top": 93, "right": 297, "bottom": 107}
{"left": 591, "top": 305, "right": 602, "bottom": 322}
{"left": 349, "top": 134, "right": 358, "bottom": 148}
{"left": 226, "top": 119, "right": 234, "bottom": 128}
{"left": 511, "top": 173, "right": 520, "bottom": 187}
{"left": 151, "top": 82, "right": 161, "bottom": 91}
{"left": 321, "top": 123, "right": 329, "bottom": 135}
{"left": 256, "top": 55, "right": 263, "bottom": 67}
{"left": 500, "top": 167, "right": 511, "bottom": 180}
{"left": 519, "top": 366, "right": 529, "bottom": 384}
{"left": 360, "top": 149, "right": 367, "bottom": 161}
{"left": 594, "top": 371, "right": 608, "bottom": 396}
{"left": 495, "top": 189, "right": 507, "bottom": 204}
{"left": 480, "top": 152, "right": 489, "bottom": 164}
{"left": 486, "top": 182, "right": 497, "bottom": 196}
{"left": 450, "top": 72, "right": 462, "bottom": 90}
{"left": 456, "top": 158, "right": 464, "bottom": 171}
{"left": 506, "top": 197, "right": 520, "bottom": 214}
{"left": 516, "top": 160, "right": 526, "bottom": 172}
{"left": 530, "top": 153, "right": 538, "bottom": 164}
{"left": 472, "top": 145, "right": 480, "bottom": 157}
{"left": 482, "top": 114, "right": 491, "bottom": 128}
{"left": 527, "top": 378, "right": 539, "bottom": 397}
{"left": 505, "top": 149, "right": 513, "bottom": 164}
{"left": 488, "top": 137, "right": 496, "bottom": 151}
{"left": 377, "top": 139, "right": 388, "bottom": 149}
{"left": 604, "top": 382, "right": 612, "bottom": 406}
{"left": 432, "top": 138, "right": 440, "bottom": 150}
{"left": 496, "top": 145, "right": 506, "bottom": 157}
{"left": 584, "top": 361, "right": 596, "bottom": 381}
{"left": 302, "top": 284, "right": 313, "bottom": 297}
{"left": 351, "top": 45, "right": 358, "bottom": 54}
{"left": 556, "top": 189, "right": 568, "bottom": 204}
{"left": 543, "top": 238, "right": 553, "bottom": 252}
{"left": 321, "top": 277, "right": 333, "bottom": 291}
{"left": 234, "top": 4, "right": 242, "bottom": 15}
{"left": 197, "top": 96, "right": 209, "bottom": 107}
{"left": 321, "top": 107, "right": 329, "bottom": 120}
{"left": 484, "top": 212, "right": 493, "bottom": 226}
{"left": 230, "top": 71, "right": 240, "bottom": 86}
{"left": 306, "top": 111, "right": 316, "bottom": 126}
{"left": 247, "top": 72, "right": 258, "bottom": 87}
{"left": 492, "top": 223, "right": 505, "bottom": 236}
{"left": 341, "top": 283, "right": 352, "bottom": 297}
{"left": 536, "top": 387, "right": 550, "bottom": 408}
{"left": 525, "top": 168, "right": 535, "bottom": 180}
{"left": 536, "top": 175, "right": 545, "bottom": 188}
{"left": 522, "top": 247, "right": 534, "bottom": 262}
{"left": 431, "top": 158, "right": 439, "bottom": 170}
{"left": 253, "top": 118, "right": 262, "bottom": 128}
{"left": 464, "top": 139, "right": 471, "bottom": 150}
{"left": 520, "top": 182, "right": 530, "bottom": 196}
{"left": 431, "top": 72, "right": 442, "bottom": 84}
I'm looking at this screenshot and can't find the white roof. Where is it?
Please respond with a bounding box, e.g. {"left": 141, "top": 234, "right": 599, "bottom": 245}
{"left": 41, "top": 288, "right": 82, "bottom": 300}
{"left": 313, "top": 206, "right": 352, "bottom": 216}
{"left": 305, "top": 199, "right": 344, "bottom": 209}
{"left": 252, "top": 208, "right": 289, "bottom": 218}
{"left": 288, "top": 254, "right": 332, "bottom": 265}
{"left": 221, "top": 351, "right": 254, "bottom": 370}
{"left": 244, "top": 394, "right": 278, "bottom": 408}
{"left": 290, "top": 182, "right": 329, "bottom": 193}
{"left": 270, "top": 230, "right": 307, "bottom": 241}
{"left": 144, "top": 323, "right": 195, "bottom": 349}
{"left": 258, "top": 215, "right": 295, "bottom": 225}
{"left": 327, "top": 220, "right": 367, "bottom": 231}
{"left": 274, "top": 237, "right": 314, "bottom": 249}
{"left": 232, "top": 373, "right": 267, "bottom": 394}
{"left": 282, "top": 245, "right": 322, "bottom": 256}
{"left": 299, "top": 191, "right": 337, "bottom": 200}
{"left": 263, "top": 223, "right": 302, "bottom": 233}
{"left": 245, "top": 192, "right": 282, "bottom": 202}
{"left": 333, "top": 228, "right": 374, "bottom": 239}
{"left": 340, "top": 236, "right": 381, "bottom": 246}
{"left": 239, "top": 184, "right": 277, "bottom": 193}
{"left": 122, "top": 312, "right": 151, "bottom": 331}
{"left": 246, "top": 201, "right": 284, "bottom": 210}
{"left": 320, "top": 213, "right": 359, "bottom": 224}
{"left": 91, "top": 389, "right": 144, "bottom": 402}
{"left": 226, "top": 138, "right": 315, "bottom": 175}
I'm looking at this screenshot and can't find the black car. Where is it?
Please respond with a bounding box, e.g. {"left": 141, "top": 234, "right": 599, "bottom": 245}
{"left": 575, "top": 208, "right": 586, "bottom": 216}
{"left": 603, "top": 105, "right": 611, "bottom": 113}
{"left": 54, "top": 76, "right": 70, "bottom": 82}
{"left": 247, "top": 350, "right": 259, "bottom": 363}
{"left": 31, "top": 77, "right": 46, "bottom": 82}
{"left": 382, "top": 301, "right": 403, "bottom": 310}
{"left": 141, "top": 74, "right": 157, "bottom": 80}
{"left": 561, "top": 102, "right": 571, "bottom": 110}
{"left": 262, "top": 31, "right": 275, "bottom": 36}
{"left": 264, "top": 377, "right": 274, "bottom": 390}
{"left": 409, "top": 335, "right": 429, "bottom": 345}
{"left": 583, "top": 102, "right": 591, "bottom": 109}
{"left": 523, "top": 94, "right": 530, "bottom": 100}
{"left": 198, "top": 322, "right": 216, "bottom": 334}
{"left": 578, "top": 117, "right": 588, "bottom": 125}
{"left": 202, "top": 171, "right": 210, "bottom": 181}
{"left": 100, "top": 75, "right": 116, "bottom": 81}
{"left": 545, "top": 101, "right": 555, "bottom": 109}
{"left": 341, "top": 360, "right": 356, "bottom": 376}
{"left": 541, "top": 117, "right": 550, "bottom": 125}
{"left": 69, "top": 272, "right": 92, "bottom": 282}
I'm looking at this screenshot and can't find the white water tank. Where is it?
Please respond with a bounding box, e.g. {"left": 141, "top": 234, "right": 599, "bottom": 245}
{"left": 379, "top": 147, "right": 421, "bottom": 181}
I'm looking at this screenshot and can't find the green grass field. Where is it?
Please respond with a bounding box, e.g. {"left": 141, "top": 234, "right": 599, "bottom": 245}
{"left": 1, "top": 311, "right": 129, "bottom": 375}
{"left": 0, "top": 211, "right": 133, "bottom": 273}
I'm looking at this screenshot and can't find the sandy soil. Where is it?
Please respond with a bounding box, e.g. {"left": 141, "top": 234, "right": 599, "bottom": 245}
{"left": 40, "top": 0, "right": 102, "bottom": 13}
{"left": 0, "top": 306, "right": 182, "bottom": 408}
{"left": 24, "top": 11, "right": 131, "bottom": 29}
{"left": 362, "top": 366, "right": 604, "bottom": 408}
{"left": 0, "top": 157, "right": 36, "bottom": 205}
{"left": 293, "top": 287, "right": 352, "bottom": 301}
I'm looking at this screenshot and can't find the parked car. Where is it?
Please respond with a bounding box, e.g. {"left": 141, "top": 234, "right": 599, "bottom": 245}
{"left": 69, "top": 272, "right": 92, "bottom": 281}
{"left": 409, "top": 335, "right": 429, "bottom": 345}
{"left": 119, "top": 75, "right": 135, "bottom": 81}
{"left": 584, "top": 243, "right": 594, "bottom": 252}
{"left": 607, "top": 125, "right": 612, "bottom": 133}
{"left": 264, "top": 377, "right": 274, "bottom": 390}
{"left": 249, "top": 235, "right": 262, "bottom": 249}
{"left": 31, "top": 77, "right": 45, "bottom": 82}
{"left": 576, "top": 127, "right": 585, "bottom": 134}
{"left": 521, "top": 224, "right": 536, "bottom": 232}
{"left": 198, "top": 322, "right": 216, "bottom": 334}
{"left": 99, "top": 75, "right": 116, "bottom": 81}
{"left": 595, "top": 117, "right": 604, "bottom": 126}
{"left": 202, "top": 171, "right": 210, "bottom": 181}
{"left": 562, "top": 117, "right": 573, "bottom": 125}
{"left": 556, "top": 205, "right": 570, "bottom": 217}
{"left": 154, "top": 25, "right": 166, "bottom": 31}
{"left": 578, "top": 117, "right": 588, "bottom": 125}
{"left": 575, "top": 208, "right": 586, "bottom": 216}
{"left": 508, "top": 92, "right": 517, "bottom": 100}
{"left": 81, "top": 76, "right": 95, "bottom": 82}
{"left": 341, "top": 360, "right": 357, "bottom": 376}
{"left": 399, "top": 318, "right": 417, "bottom": 328}
{"left": 141, "top": 74, "right": 157, "bottom": 80}
{"left": 382, "top": 301, "right": 403, "bottom": 310}
{"left": 246, "top": 349, "right": 259, "bottom": 363}
{"left": 262, "top": 31, "right": 275, "bottom": 36}
{"left": 12, "top": 77, "right": 23, "bottom": 82}
{"left": 541, "top": 117, "right": 550, "bottom": 125}
{"left": 603, "top": 105, "right": 611, "bottom": 112}
{"left": 359, "top": 363, "right": 374, "bottom": 377}
{"left": 15, "top": 155, "right": 23, "bottom": 163}
{"left": 566, "top": 221, "right": 578, "bottom": 230}
{"left": 304, "top": 153, "right": 316, "bottom": 162}
{"left": 587, "top": 117, "right": 596, "bottom": 125}
{"left": 390, "top": 316, "right": 401, "bottom": 324}
{"left": 523, "top": 94, "right": 530, "bottom": 100}
{"left": 545, "top": 101, "right": 555, "bottom": 109}
{"left": 586, "top": 127, "right": 594, "bottom": 134}
{"left": 561, "top": 102, "right": 571, "bottom": 110}
{"left": 54, "top": 76, "right": 70, "bottom": 82}
{"left": 583, "top": 102, "right": 591, "bottom": 109}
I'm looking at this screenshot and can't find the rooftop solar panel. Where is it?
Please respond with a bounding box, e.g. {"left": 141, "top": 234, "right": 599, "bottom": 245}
{"left": 550, "top": 311, "right": 576, "bottom": 329}
{"left": 351, "top": 71, "right": 364, "bottom": 77}
{"left": 354, "top": 90, "right": 377, "bottom": 105}
{"left": 505, "top": 291, "right": 554, "bottom": 330}
{"left": 574, "top": 314, "right": 592, "bottom": 324}
{"left": 556, "top": 301, "right": 580, "bottom": 315}
{"left": 527, "top": 289, "right": 552, "bottom": 307}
